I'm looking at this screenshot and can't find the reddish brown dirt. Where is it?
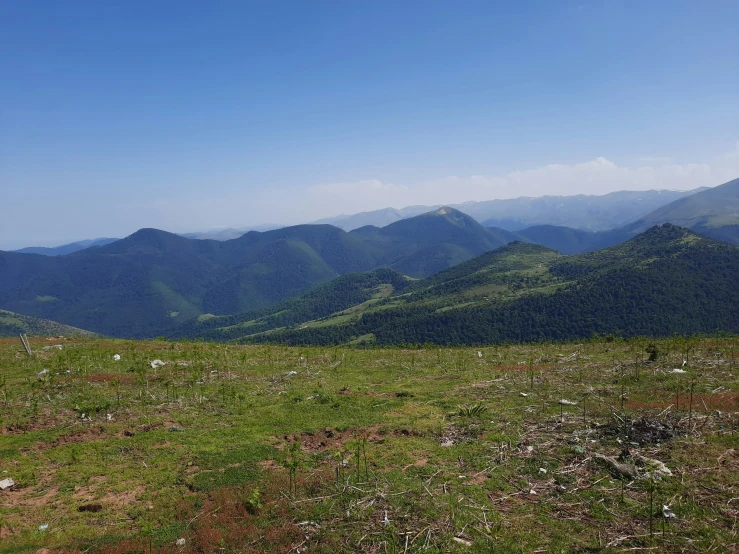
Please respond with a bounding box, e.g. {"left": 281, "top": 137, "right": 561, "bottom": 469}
{"left": 627, "top": 392, "right": 739, "bottom": 411}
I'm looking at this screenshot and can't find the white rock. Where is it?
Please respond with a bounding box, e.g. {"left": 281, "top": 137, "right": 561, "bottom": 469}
{"left": 538, "top": 468, "right": 547, "bottom": 474}
{"left": 671, "top": 368, "right": 687, "bottom": 374}
{"left": 150, "top": 359, "right": 165, "bottom": 369}
{"left": 559, "top": 399, "right": 578, "bottom": 406}
{"left": 0, "top": 478, "right": 15, "bottom": 490}
{"left": 520, "top": 392, "right": 528, "bottom": 397}
{"left": 662, "top": 505, "right": 676, "bottom": 518}
{"left": 477, "top": 351, "right": 482, "bottom": 358}
{"left": 176, "top": 538, "right": 186, "bottom": 546}
{"left": 37, "top": 369, "right": 49, "bottom": 376}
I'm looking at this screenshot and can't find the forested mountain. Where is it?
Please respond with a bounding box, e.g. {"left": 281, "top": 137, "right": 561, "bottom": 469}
{"left": 314, "top": 188, "right": 704, "bottom": 231}
{"left": 193, "top": 225, "right": 739, "bottom": 346}
{"left": 349, "top": 207, "right": 519, "bottom": 276}
{"left": 3, "top": 176, "right": 736, "bottom": 340}
{"left": 0, "top": 310, "right": 95, "bottom": 337}
{"left": 0, "top": 210, "right": 517, "bottom": 337}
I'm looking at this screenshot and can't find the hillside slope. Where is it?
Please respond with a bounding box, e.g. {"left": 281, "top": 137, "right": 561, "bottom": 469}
{"left": 622, "top": 177, "right": 739, "bottom": 243}
{"left": 0, "top": 209, "right": 521, "bottom": 337}
{"left": 221, "top": 225, "right": 739, "bottom": 345}
{"left": 0, "top": 310, "right": 95, "bottom": 337}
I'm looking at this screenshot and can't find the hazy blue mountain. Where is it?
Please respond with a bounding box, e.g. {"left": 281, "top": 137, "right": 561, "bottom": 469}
{"left": 13, "top": 238, "right": 119, "bottom": 256}
{"left": 312, "top": 188, "right": 704, "bottom": 231}
{"left": 621, "top": 177, "right": 739, "bottom": 244}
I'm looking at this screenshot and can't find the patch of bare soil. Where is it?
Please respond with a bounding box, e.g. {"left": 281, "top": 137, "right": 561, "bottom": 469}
{"left": 627, "top": 392, "right": 739, "bottom": 412}
{"left": 599, "top": 416, "right": 680, "bottom": 445}
{"left": 273, "top": 426, "right": 424, "bottom": 453}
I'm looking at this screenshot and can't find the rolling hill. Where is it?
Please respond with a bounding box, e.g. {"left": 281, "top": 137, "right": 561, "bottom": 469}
{"left": 0, "top": 209, "right": 519, "bottom": 337}
{"left": 185, "top": 225, "right": 739, "bottom": 345}
{"left": 0, "top": 309, "right": 95, "bottom": 337}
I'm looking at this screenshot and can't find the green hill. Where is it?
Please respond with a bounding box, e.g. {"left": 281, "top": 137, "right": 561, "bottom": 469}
{"left": 0, "top": 209, "right": 518, "bottom": 338}
{"left": 349, "top": 207, "right": 518, "bottom": 277}
{"left": 0, "top": 309, "right": 95, "bottom": 337}
{"left": 204, "top": 225, "right": 739, "bottom": 345}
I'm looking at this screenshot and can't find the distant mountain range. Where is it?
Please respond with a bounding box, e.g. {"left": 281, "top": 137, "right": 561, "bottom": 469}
{"left": 313, "top": 187, "right": 707, "bottom": 232}
{"left": 9, "top": 186, "right": 705, "bottom": 255}
{"left": 13, "top": 238, "right": 119, "bottom": 256}
{"left": 177, "top": 224, "right": 739, "bottom": 345}
{"left": 1, "top": 177, "right": 736, "bottom": 339}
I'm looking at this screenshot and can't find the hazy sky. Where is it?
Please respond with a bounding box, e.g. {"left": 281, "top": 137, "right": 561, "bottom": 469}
{"left": 1, "top": 1, "right": 738, "bottom": 249}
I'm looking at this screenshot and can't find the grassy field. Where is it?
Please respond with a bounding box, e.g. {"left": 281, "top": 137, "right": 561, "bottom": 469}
{"left": 0, "top": 336, "right": 737, "bottom": 553}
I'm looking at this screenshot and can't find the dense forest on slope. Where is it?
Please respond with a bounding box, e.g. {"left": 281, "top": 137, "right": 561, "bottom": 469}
{"left": 2, "top": 177, "right": 737, "bottom": 338}
{"left": 0, "top": 209, "right": 511, "bottom": 337}
{"left": 201, "top": 225, "right": 739, "bottom": 346}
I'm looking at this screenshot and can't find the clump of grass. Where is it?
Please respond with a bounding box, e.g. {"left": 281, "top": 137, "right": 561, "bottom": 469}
{"left": 457, "top": 403, "right": 487, "bottom": 417}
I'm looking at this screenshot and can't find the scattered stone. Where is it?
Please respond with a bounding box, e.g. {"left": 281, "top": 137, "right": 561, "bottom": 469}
{"left": 477, "top": 351, "right": 482, "bottom": 358}
{"left": 538, "top": 467, "right": 547, "bottom": 474}
{"left": 594, "top": 453, "right": 639, "bottom": 480}
{"left": 39, "top": 524, "right": 49, "bottom": 531}
{"left": 636, "top": 455, "right": 672, "bottom": 479}
{"left": 0, "top": 478, "right": 15, "bottom": 490}
{"left": 671, "top": 368, "right": 687, "bottom": 374}
{"left": 150, "top": 359, "right": 165, "bottom": 369}
{"left": 559, "top": 399, "right": 577, "bottom": 406}
{"left": 113, "top": 354, "right": 121, "bottom": 361}
{"left": 176, "top": 538, "right": 186, "bottom": 547}
{"left": 285, "top": 371, "right": 298, "bottom": 376}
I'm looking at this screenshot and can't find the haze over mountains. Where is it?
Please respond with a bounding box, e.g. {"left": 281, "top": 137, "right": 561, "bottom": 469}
{"left": 313, "top": 188, "right": 706, "bottom": 232}
{"left": 12, "top": 186, "right": 706, "bottom": 252}
{"left": 0, "top": 178, "right": 736, "bottom": 340}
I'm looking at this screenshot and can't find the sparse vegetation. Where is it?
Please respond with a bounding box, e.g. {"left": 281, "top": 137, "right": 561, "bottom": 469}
{"left": 0, "top": 334, "right": 737, "bottom": 552}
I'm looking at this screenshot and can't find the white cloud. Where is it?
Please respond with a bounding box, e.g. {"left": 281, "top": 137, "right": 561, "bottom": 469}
{"left": 284, "top": 145, "right": 738, "bottom": 221}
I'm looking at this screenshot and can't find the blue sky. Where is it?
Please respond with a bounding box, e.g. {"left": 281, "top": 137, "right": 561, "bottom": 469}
{"left": 1, "top": 1, "right": 737, "bottom": 249}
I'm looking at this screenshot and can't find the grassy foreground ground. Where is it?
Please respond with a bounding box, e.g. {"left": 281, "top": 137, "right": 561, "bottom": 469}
{"left": 0, "top": 336, "right": 737, "bottom": 553}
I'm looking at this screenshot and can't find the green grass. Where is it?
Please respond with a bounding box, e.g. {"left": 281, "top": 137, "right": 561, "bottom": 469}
{"left": 0, "top": 335, "right": 737, "bottom": 553}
